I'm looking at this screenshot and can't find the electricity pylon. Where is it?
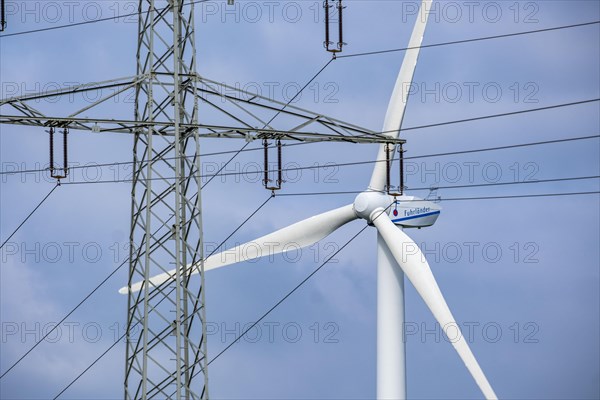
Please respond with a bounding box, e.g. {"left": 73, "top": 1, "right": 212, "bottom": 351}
{"left": 125, "top": 0, "right": 208, "bottom": 398}
{"left": 0, "top": 1, "right": 404, "bottom": 398}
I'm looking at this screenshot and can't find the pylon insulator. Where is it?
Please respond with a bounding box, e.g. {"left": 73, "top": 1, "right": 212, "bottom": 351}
{"left": 324, "top": 0, "right": 345, "bottom": 55}
{"left": 385, "top": 142, "right": 405, "bottom": 197}
{"left": 263, "top": 138, "right": 283, "bottom": 192}
{"left": 49, "top": 127, "right": 69, "bottom": 180}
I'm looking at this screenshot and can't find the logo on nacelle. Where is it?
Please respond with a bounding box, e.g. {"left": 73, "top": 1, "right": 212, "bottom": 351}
{"left": 389, "top": 196, "right": 441, "bottom": 228}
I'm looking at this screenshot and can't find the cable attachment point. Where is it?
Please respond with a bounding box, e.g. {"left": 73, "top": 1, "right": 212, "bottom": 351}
{"left": 48, "top": 127, "right": 69, "bottom": 181}
{"left": 385, "top": 142, "right": 405, "bottom": 198}
{"left": 263, "top": 138, "right": 284, "bottom": 192}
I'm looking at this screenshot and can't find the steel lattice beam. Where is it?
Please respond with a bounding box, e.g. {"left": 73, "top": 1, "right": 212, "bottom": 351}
{"left": 0, "top": 73, "right": 406, "bottom": 145}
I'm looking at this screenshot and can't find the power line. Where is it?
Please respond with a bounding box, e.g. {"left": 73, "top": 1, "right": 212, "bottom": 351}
{"left": 266, "top": 58, "right": 334, "bottom": 128}
{"left": 399, "top": 99, "right": 600, "bottom": 134}
{"left": 280, "top": 191, "right": 600, "bottom": 201}
{"left": 58, "top": 154, "right": 597, "bottom": 187}
{"left": 0, "top": 11, "right": 137, "bottom": 38}
{"left": 56, "top": 133, "right": 600, "bottom": 186}
{"left": 0, "top": 141, "right": 313, "bottom": 177}
{"left": 2, "top": 132, "right": 598, "bottom": 180}
{"left": 404, "top": 134, "right": 600, "bottom": 160}
{"left": 441, "top": 191, "right": 600, "bottom": 202}
{"left": 338, "top": 21, "right": 600, "bottom": 59}
{"left": 3, "top": 119, "right": 596, "bottom": 182}
{"left": 2, "top": 103, "right": 597, "bottom": 179}
{"left": 409, "top": 176, "right": 600, "bottom": 191}
{"left": 275, "top": 176, "right": 600, "bottom": 197}
{"left": 52, "top": 333, "right": 125, "bottom": 399}
{"left": 0, "top": 182, "right": 59, "bottom": 250}
{"left": 0, "top": 0, "right": 210, "bottom": 38}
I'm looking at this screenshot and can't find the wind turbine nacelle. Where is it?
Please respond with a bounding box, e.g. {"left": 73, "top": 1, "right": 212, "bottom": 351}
{"left": 389, "top": 196, "right": 441, "bottom": 228}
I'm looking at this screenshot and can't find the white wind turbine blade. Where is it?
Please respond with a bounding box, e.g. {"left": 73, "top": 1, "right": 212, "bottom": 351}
{"left": 369, "top": 0, "right": 432, "bottom": 191}
{"left": 120, "top": 204, "right": 357, "bottom": 294}
{"left": 371, "top": 210, "right": 497, "bottom": 400}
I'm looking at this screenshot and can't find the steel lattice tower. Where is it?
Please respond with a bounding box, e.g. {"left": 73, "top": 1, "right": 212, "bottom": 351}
{"left": 125, "top": 0, "right": 208, "bottom": 398}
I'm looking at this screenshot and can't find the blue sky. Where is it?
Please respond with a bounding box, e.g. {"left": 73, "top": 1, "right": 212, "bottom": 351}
{"left": 1, "top": 1, "right": 599, "bottom": 399}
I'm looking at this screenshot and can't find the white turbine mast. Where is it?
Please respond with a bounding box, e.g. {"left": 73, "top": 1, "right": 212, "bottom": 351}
{"left": 121, "top": 0, "right": 497, "bottom": 398}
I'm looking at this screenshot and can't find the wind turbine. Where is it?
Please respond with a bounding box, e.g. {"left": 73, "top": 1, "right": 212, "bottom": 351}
{"left": 120, "top": 0, "right": 497, "bottom": 398}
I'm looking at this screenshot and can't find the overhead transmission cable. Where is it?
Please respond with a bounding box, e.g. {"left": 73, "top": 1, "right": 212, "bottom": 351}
{"left": 2, "top": 99, "right": 597, "bottom": 180}
{"left": 0, "top": 182, "right": 59, "bottom": 250}
{"left": 276, "top": 191, "right": 600, "bottom": 199}
{"left": 52, "top": 333, "right": 125, "bottom": 399}
{"left": 425, "top": 191, "right": 600, "bottom": 202}
{"left": 1, "top": 133, "right": 597, "bottom": 178}
{"left": 0, "top": 0, "right": 211, "bottom": 38}
{"left": 397, "top": 99, "right": 599, "bottom": 135}
{"left": 4, "top": 95, "right": 597, "bottom": 183}
{"left": 0, "top": 11, "right": 596, "bottom": 48}
{"left": 58, "top": 135, "right": 600, "bottom": 186}
{"left": 276, "top": 176, "right": 600, "bottom": 197}
{"left": 404, "top": 134, "right": 600, "bottom": 160}
{"left": 337, "top": 21, "right": 600, "bottom": 59}
{"left": 283, "top": 191, "right": 600, "bottom": 202}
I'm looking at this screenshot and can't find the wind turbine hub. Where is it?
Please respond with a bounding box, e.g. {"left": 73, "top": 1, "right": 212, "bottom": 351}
{"left": 353, "top": 191, "right": 392, "bottom": 223}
